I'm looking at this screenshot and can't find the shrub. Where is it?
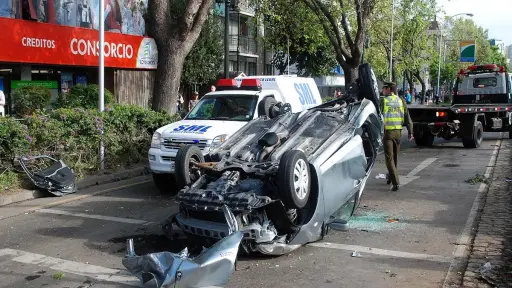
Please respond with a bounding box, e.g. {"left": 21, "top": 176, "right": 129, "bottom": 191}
{"left": 12, "top": 86, "right": 52, "bottom": 116}
{"left": 322, "top": 96, "right": 337, "bottom": 103}
{"left": 57, "top": 84, "right": 114, "bottom": 109}
{"left": 0, "top": 104, "right": 180, "bottom": 190}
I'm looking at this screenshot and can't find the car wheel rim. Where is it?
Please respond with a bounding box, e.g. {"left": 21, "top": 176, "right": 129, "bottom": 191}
{"left": 293, "top": 159, "right": 309, "bottom": 200}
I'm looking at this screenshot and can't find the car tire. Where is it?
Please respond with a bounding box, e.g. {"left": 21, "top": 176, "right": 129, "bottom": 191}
{"left": 358, "top": 63, "right": 381, "bottom": 112}
{"left": 174, "top": 145, "right": 205, "bottom": 190}
{"left": 277, "top": 150, "right": 311, "bottom": 209}
{"left": 258, "top": 97, "right": 277, "bottom": 118}
{"left": 152, "top": 173, "right": 178, "bottom": 195}
{"left": 462, "top": 121, "right": 483, "bottom": 148}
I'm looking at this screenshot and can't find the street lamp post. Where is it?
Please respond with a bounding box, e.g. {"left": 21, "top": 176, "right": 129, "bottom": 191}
{"left": 389, "top": 0, "right": 395, "bottom": 82}
{"left": 224, "top": 0, "right": 230, "bottom": 78}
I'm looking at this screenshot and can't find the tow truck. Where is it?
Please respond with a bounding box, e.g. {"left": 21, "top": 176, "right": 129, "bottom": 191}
{"left": 408, "top": 64, "right": 512, "bottom": 148}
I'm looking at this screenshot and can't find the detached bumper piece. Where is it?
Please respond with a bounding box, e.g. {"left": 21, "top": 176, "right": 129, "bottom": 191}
{"left": 122, "top": 205, "right": 243, "bottom": 288}
{"left": 17, "top": 155, "right": 76, "bottom": 196}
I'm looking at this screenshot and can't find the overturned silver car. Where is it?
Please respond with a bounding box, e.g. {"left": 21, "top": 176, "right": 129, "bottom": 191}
{"left": 168, "top": 63, "right": 384, "bottom": 255}
{"left": 122, "top": 63, "right": 384, "bottom": 287}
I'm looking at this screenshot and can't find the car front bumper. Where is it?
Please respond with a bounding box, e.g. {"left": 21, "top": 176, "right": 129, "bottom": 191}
{"left": 148, "top": 148, "right": 176, "bottom": 173}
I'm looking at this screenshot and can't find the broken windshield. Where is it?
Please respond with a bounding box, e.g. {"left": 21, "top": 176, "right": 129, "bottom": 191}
{"left": 185, "top": 95, "right": 259, "bottom": 122}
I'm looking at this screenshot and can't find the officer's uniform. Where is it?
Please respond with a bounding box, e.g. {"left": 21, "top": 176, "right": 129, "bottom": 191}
{"left": 380, "top": 82, "right": 413, "bottom": 191}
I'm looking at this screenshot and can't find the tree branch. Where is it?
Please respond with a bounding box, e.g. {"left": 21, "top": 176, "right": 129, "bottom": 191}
{"left": 189, "top": 0, "right": 214, "bottom": 40}
{"left": 338, "top": 0, "right": 354, "bottom": 48}
{"left": 302, "top": 0, "right": 351, "bottom": 60}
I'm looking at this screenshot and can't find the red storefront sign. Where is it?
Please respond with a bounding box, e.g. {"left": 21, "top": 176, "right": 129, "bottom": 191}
{"left": 0, "top": 17, "right": 158, "bottom": 70}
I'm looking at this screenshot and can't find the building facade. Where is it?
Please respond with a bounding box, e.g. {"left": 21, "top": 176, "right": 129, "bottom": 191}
{"left": 0, "top": 0, "right": 157, "bottom": 115}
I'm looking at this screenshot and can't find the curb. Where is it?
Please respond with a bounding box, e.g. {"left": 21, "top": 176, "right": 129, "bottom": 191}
{"left": 0, "top": 165, "right": 151, "bottom": 207}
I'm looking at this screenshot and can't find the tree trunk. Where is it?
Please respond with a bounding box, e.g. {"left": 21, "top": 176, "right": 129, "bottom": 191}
{"left": 147, "top": 0, "right": 213, "bottom": 114}
{"left": 152, "top": 43, "right": 186, "bottom": 114}
{"left": 413, "top": 70, "right": 426, "bottom": 102}
{"left": 340, "top": 61, "right": 358, "bottom": 86}
{"left": 405, "top": 70, "right": 414, "bottom": 93}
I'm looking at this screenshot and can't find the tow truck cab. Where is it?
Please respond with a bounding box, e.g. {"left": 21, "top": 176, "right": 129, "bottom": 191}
{"left": 453, "top": 64, "right": 511, "bottom": 105}
{"left": 148, "top": 76, "right": 323, "bottom": 194}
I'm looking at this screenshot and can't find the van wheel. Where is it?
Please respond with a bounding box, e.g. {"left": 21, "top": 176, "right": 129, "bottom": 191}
{"left": 462, "top": 121, "right": 483, "bottom": 148}
{"left": 152, "top": 173, "right": 178, "bottom": 195}
{"left": 277, "top": 150, "right": 311, "bottom": 209}
{"left": 175, "top": 145, "right": 205, "bottom": 190}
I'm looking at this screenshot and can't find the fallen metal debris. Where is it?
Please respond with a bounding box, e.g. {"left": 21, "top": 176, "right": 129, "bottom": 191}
{"left": 122, "top": 205, "right": 243, "bottom": 288}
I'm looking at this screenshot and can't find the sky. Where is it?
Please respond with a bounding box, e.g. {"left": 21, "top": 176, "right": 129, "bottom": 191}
{"left": 437, "top": 0, "right": 512, "bottom": 46}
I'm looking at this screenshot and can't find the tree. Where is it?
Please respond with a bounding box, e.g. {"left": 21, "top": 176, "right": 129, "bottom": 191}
{"left": 396, "top": 0, "right": 436, "bottom": 98}
{"left": 256, "top": 0, "right": 337, "bottom": 77}
{"left": 181, "top": 15, "right": 224, "bottom": 86}
{"left": 300, "top": 0, "right": 377, "bottom": 84}
{"left": 148, "top": 0, "right": 213, "bottom": 114}
{"left": 443, "top": 18, "right": 494, "bottom": 67}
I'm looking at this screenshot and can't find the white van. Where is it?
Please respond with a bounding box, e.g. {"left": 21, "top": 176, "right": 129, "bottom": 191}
{"left": 148, "top": 75, "right": 323, "bottom": 194}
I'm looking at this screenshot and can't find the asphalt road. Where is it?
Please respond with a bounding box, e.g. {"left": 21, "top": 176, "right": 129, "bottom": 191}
{"left": 0, "top": 130, "right": 504, "bottom": 288}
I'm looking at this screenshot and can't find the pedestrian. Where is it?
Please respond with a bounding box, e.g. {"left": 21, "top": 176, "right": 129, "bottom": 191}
{"left": 177, "top": 93, "right": 184, "bottom": 112}
{"left": 189, "top": 91, "right": 199, "bottom": 112}
{"left": 210, "top": 85, "right": 216, "bottom": 92}
{"left": 0, "top": 88, "right": 5, "bottom": 117}
{"left": 381, "top": 82, "right": 414, "bottom": 191}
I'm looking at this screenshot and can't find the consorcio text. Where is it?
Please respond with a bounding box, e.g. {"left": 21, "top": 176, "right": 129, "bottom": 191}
{"left": 70, "top": 39, "right": 133, "bottom": 59}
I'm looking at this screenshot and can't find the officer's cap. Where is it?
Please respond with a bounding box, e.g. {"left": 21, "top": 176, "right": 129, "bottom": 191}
{"left": 383, "top": 81, "right": 396, "bottom": 88}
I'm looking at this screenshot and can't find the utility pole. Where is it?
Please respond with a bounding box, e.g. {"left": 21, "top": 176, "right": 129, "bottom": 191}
{"left": 224, "top": 0, "right": 230, "bottom": 78}
{"left": 98, "top": 0, "right": 105, "bottom": 170}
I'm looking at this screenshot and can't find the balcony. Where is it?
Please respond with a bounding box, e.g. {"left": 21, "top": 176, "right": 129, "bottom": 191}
{"left": 229, "top": 35, "right": 258, "bottom": 56}
{"left": 231, "top": 0, "right": 256, "bottom": 16}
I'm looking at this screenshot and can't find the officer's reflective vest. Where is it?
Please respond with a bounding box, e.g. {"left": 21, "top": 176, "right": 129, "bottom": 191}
{"left": 382, "top": 94, "right": 405, "bottom": 130}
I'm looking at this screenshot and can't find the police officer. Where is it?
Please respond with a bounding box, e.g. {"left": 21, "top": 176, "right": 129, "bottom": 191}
{"left": 381, "top": 82, "right": 413, "bottom": 191}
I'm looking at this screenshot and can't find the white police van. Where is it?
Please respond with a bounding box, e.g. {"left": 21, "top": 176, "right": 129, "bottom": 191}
{"left": 148, "top": 75, "right": 323, "bottom": 194}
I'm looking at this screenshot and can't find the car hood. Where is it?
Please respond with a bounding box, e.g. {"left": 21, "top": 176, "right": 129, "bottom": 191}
{"left": 158, "top": 120, "right": 248, "bottom": 140}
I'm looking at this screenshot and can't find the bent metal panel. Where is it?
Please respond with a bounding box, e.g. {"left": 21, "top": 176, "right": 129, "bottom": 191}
{"left": 0, "top": 17, "right": 157, "bottom": 69}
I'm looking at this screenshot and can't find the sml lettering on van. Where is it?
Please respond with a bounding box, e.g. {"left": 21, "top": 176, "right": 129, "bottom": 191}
{"left": 171, "top": 125, "right": 213, "bottom": 134}
{"left": 294, "top": 83, "right": 317, "bottom": 105}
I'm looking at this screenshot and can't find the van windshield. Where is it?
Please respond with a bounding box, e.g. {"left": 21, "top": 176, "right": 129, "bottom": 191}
{"left": 185, "top": 95, "right": 259, "bottom": 122}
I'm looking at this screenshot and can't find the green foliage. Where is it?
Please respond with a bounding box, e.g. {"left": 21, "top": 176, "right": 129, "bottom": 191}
{"left": 322, "top": 96, "right": 337, "bottom": 103}
{"left": 57, "top": 84, "right": 114, "bottom": 109}
{"left": 255, "top": 0, "right": 337, "bottom": 76}
{"left": 0, "top": 170, "right": 18, "bottom": 192}
{"left": 429, "top": 61, "right": 457, "bottom": 88}
{"left": 12, "top": 86, "right": 52, "bottom": 116}
{"left": 182, "top": 15, "right": 223, "bottom": 85}
{"left": 0, "top": 105, "right": 180, "bottom": 191}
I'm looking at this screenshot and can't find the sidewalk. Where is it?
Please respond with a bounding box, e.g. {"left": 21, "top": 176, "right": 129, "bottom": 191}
{"left": 462, "top": 138, "right": 512, "bottom": 287}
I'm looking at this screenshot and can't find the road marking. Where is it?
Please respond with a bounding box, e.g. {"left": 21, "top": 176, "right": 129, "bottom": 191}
{"left": 0, "top": 248, "right": 139, "bottom": 286}
{"left": 399, "top": 157, "right": 438, "bottom": 186}
{"left": 24, "top": 179, "right": 152, "bottom": 214}
{"left": 308, "top": 242, "right": 452, "bottom": 263}
{"left": 442, "top": 135, "right": 502, "bottom": 287}
{"left": 37, "top": 208, "right": 155, "bottom": 225}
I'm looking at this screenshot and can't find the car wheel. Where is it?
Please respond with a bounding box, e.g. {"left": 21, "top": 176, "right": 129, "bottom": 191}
{"left": 152, "top": 173, "right": 178, "bottom": 195}
{"left": 258, "top": 97, "right": 277, "bottom": 118}
{"left": 277, "top": 150, "right": 311, "bottom": 209}
{"left": 358, "top": 63, "right": 381, "bottom": 112}
{"left": 174, "top": 145, "right": 205, "bottom": 190}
